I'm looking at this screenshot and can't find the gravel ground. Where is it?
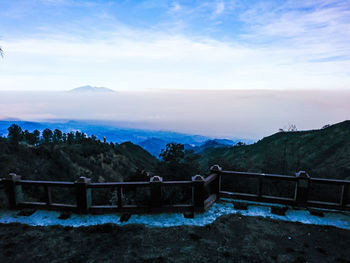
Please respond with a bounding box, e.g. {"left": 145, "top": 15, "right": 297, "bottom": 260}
{"left": 0, "top": 213, "right": 349, "bottom": 263}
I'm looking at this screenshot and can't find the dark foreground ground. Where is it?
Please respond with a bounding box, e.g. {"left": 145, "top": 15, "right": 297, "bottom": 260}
{"left": 0, "top": 214, "right": 349, "bottom": 263}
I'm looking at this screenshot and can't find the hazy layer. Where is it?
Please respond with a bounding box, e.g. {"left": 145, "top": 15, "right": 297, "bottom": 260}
{"left": 0, "top": 89, "right": 349, "bottom": 139}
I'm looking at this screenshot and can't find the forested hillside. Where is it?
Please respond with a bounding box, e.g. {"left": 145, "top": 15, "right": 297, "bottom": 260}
{"left": 199, "top": 121, "right": 350, "bottom": 180}
{"left": 0, "top": 125, "right": 201, "bottom": 205}
{"left": 2, "top": 121, "right": 350, "bottom": 183}
{"left": 0, "top": 125, "right": 158, "bottom": 183}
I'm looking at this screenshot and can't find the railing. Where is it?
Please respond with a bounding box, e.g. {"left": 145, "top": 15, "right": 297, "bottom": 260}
{"left": 0, "top": 170, "right": 220, "bottom": 214}
{"left": 0, "top": 165, "right": 349, "bottom": 214}
{"left": 218, "top": 170, "right": 350, "bottom": 211}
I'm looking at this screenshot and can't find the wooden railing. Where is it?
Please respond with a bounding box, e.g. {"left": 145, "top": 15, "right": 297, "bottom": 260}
{"left": 0, "top": 171, "right": 220, "bottom": 214}
{"left": 218, "top": 169, "right": 350, "bottom": 211}
{"left": 0, "top": 165, "right": 349, "bottom": 214}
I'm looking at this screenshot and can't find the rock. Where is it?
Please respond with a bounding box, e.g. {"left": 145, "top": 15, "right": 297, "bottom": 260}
{"left": 308, "top": 208, "right": 324, "bottom": 217}
{"left": 183, "top": 211, "right": 194, "bottom": 218}
{"left": 271, "top": 206, "right": 288, "bottom": 216}
{"left": 17, "top": 209, "right": 36, "bottom": 216}
{"left": 233, "top": 202, "right": 248, "bottom": 210}
{"left": 120, "top": 213, "right": 131, "bottom": 222}
{"left": 58, "top": 211, "right": 71, "bottom": 220}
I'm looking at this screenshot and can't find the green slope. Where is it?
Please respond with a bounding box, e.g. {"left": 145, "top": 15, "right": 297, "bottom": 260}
{"left": 0, "top": 139, "right": 158, "bottom": 183}
{"left": 199, "top": 121, "right": 350, "bottom": 180}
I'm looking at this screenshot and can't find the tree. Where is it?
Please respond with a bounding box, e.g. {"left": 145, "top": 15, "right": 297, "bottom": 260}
{"left": 7, "top": 124, "right": 23, "bottom": 146}
{"left": 53, "top": 129, "right": 62, "bottom": 143}
{"left": 279, "top": 124, "right": 297, "bottom": 133}
{"left": 67, "top": 132, "right": 74, "bottom": 144}
{"left": 157, "top": 143, "right": 199, "bottom": 203}
{"left": 159, "top": 143, "right": 185, "bottom": 163}
{"left": 157, "top": 143, "right": 185, "bottom": 180}
{"left": 287, "top": 124, "right": 297, "bottom": 132}
{"left": 62, "top": 133, "right": 67, "bottom": 143}
{"left": 24, "top": 130, "right": 31, "bottom": 143}
{"left": 42, "top": 128, "right": 53, "bottom": 144}
{"left": 0, "top": 47, "right": 3, "bottom": 58}
{"left": 75, "top": 131, "right": 82, "bottom": 143}
{"left": 157, "top": 143, "right": 201, "bottom": 181}
{"left": 24, "top": 130, "right": 39, "bottom": 145}
{"left": 32, "top": 130, "right": 40, "bottom": 145}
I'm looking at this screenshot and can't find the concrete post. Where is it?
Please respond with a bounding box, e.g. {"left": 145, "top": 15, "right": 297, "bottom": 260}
{"left": 75, "top": 176, "right": 91, "bottom": 214}
{"left": 192, "top": 175, "right": 205, "bottom": 212}
{"left": 295, "top": 171, "right": 310, "bottom": 206}
{"left": 340, "top": 184, "right": 349, "bottom": 208}
{"left": 210, "top": 165, "right": 222, "bottom": 198}
{"left": 4, "top": 173, "right": 22, "bottom": 209}
{"left": 150, "top": 176, "right": 163, "bottom": 207}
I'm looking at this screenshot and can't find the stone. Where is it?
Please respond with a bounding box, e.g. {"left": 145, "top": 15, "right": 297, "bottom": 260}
{"left": 271, "top": 206, "right": 288, "bottom": 216}
{"left": 233, "top": 202, "right": 248, "bottom": 210}
{"left": 308, "top": 208, "right": 324, "bottom": 217}
{"left": 183, "top": 211, "right": 194, "bottom": 218}
{"left": 58, "top": 211, "right": 71, "bottom": 220}
{"left": 17, "top": 209, "right": 36, "bottom": 216}
{"left": 120, "top": 213, "right": 131, "bottom": 222}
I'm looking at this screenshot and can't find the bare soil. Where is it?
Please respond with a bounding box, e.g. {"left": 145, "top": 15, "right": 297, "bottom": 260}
{"left": 0, "top": 214, "right": 349, "bottom": 263}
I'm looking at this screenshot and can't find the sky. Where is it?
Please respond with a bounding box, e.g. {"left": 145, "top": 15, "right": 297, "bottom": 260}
{"left": 0, "top": 0, "right": 350, "bottom": 139}
{"left": 1, "top": 0, "right": 350, "bottom": 91}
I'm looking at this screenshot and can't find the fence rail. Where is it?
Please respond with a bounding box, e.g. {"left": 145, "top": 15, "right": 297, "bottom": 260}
{"left": 219, "top": 170, "right": 350, "bottom": 211}
{"left": 0, "top": 172, "right": 219, "bottom": 214}
{"left": 0, "top": 166, "right": 349, "bottom": 214}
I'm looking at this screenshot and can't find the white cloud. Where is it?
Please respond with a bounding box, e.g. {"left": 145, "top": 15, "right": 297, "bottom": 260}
{"left": 170, "top": 2, "right": 181, "bottom": 12}
{"left": 213, "top": 1, "right": 225, "bottom": 16}
{"left": 1, "top": 0, "right": 350, "bottom": 92}
{"left": 1, "top": 27, "right": 350, "bottom": 92}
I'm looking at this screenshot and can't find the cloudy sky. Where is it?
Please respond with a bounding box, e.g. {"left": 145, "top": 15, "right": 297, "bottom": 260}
{"left": 1, "top": 0, "right": 350, "bottom": 91}
{"left": 0, "top": 0, "right": 349, "bottom": 139}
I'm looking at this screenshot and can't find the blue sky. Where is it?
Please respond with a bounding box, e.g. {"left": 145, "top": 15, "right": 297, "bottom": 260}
{"left": 0, "top": 0, "right": 350, "bottom": 91}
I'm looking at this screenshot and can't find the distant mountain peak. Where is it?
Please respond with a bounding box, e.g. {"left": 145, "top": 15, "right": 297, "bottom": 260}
{"left": 69, "top": 85, "right": 115, "bottom": 93}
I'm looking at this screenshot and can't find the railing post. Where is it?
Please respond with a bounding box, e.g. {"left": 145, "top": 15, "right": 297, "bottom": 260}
{"left": 210, "top": 165, "right": 222, "bottom": 199}
{"left": 257, "top": 174, "right": 264, "bottom": 199}
{"left": 4, "top": 173, "right": 22, "bottom": 209}
{"left": 192, "top": 175, "right": 205, "bottom": 212}
{"left": 295, "top": 171, "right": 310, "bottom": 206}
{"left": 45, "top": 186, "right": 52, "bottom": 206}
{"left": 75, "top": 177, "right": 91, "bottom": 214}
{"left": 340, "top": 184, "right": 349, "bottom": 208}
{"left": 150, "top": 176, "right": 163, "bottom": 208}
{"left": 117, "top": 186, "right": 123, "bottom": 208}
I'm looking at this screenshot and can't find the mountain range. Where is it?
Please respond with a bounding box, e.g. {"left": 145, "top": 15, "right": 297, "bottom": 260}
{"left": 1, "top": 119, "right": 350, "bottom": 182}
{"left": 0, "top": 120, "right": 248, "bottom": 157}
{"left": 68, "top": 85, "right": 115, "bottom": 93}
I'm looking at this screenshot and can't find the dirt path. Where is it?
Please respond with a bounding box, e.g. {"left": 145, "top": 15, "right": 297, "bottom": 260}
{"left": 0, "top": 214, "right": 349, "bottom": 263}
